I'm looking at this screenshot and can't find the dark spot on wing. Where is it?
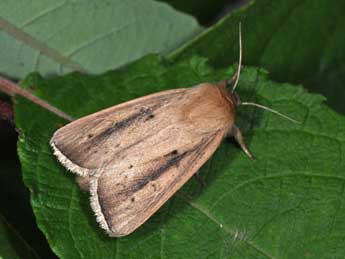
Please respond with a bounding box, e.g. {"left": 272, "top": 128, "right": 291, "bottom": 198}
{"left": 164, "top": 150, "right": 178, "bottom": 157}
{"left": 171, "top": 150, "right": 178, "bottom": 155}
{"left": 128, "top": 165, "right": 133, "bottom": 169}
{"left": 116, "top": 183, "right": 125, "bottom": 188}
{"left": 131, "top": 197, "right": 135, "bottom": 202}
{"left": 144, "top": 114, "right": 155, "bottom": 121}
{"left": 151, "top": 183, "right": 157, "bottom": 192}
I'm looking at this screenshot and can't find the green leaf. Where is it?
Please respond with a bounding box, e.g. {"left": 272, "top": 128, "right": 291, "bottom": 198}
{"left": 15, "top": 54, "right": 345, "bottom": 258}
{"left": 157, "top": 0, "right": 235, "bottom": 24}
{"left": 0, "top": 0, "right": 201, "bottom": 79}
{"left": 169, "top": 0, "right": 345, "bottom": 113}
{"left": 0, "top": 214, "right": 39, "bottom": 259}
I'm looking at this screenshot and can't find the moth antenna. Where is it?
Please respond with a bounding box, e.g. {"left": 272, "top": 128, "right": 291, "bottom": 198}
{"left": 241, "top": 102, "right": 300, "bottom": 124}
{"left": 231, "top": 22, "right": 242, "bottom": 93}
{"left": 231, "top": 23, "right": 299, "bottom": 124}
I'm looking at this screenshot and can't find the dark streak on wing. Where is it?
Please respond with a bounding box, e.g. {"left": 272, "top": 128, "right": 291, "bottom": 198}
{"left": 52, "top": 90, "right": 189, "bottom": 171}
{"left": 144, "top": 114, "right": 155, "bottom": 121}
{"left": 98, "top": 130, "right": 223, "bottom": 228}
{"left": 99, "top": 148, "right": 194, "bottom": 224}
{"left": 126, "top": 150, "right": 189, "bottom": 194}
{"left": 53, "top": 106, "right": 156, "bottom": 167}
{"left": 93, "top": 107, "right": 153, "bottom": 142}
{"left": 141, "top": 131, "right": 220, "bottom": 212}
{"left": 119, "top": 132, "right": 219, "bottom": 197}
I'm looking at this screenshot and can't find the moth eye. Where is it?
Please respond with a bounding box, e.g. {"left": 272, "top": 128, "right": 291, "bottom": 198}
{"left": 87, "top": 134, "right": 94, "bottom": 138}
{"left": 131, "top": 197, "right": 135, "bottom": 202}
{"left": 128, "top": 165, "right": 133, "bottom": 169}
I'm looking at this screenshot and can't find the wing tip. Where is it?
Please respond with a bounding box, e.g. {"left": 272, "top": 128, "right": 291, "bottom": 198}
{"left": 50, "top": 137, "right": 90, "bottom": 177}
{"left": 89, "top": 178, "right": 133, "bottom": 238}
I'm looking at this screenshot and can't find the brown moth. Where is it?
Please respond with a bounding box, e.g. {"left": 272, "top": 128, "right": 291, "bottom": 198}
{"left": 50, "top": 24, "right": 297, "bottom": 237}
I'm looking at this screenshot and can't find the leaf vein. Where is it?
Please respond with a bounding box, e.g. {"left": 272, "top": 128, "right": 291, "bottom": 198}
{"left": 178, "top": 195, "right": 275, "bottom": 259}
{"left": 21, "top": 1, "right": 66, "bottom": 28}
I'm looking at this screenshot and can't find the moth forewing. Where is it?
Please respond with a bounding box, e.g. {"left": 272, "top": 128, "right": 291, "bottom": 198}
{"left": 50, "top": 83, "right": 236, "bottom": 237}
{"left": 50, "top": 87, "right": 189, "bottom": 176}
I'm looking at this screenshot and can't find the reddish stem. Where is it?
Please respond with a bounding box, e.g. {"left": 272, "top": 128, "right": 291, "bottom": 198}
{"left": 0, "top": 76, "right": 74, "bottom": 121}
{"left": 0, "top": 100, "right": 13, "bottom": 121}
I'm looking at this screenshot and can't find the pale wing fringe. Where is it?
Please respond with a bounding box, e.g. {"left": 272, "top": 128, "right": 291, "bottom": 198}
{"left": 89, "top": 177, "right": 112, "bottom": 234}
{"left": 50, "top": 139, "right": 91, "bottom": 176}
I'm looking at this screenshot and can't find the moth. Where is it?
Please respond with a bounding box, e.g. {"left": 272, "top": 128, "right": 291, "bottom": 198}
{"left": 50, "top": 24, "right": 297, "bottom": 237}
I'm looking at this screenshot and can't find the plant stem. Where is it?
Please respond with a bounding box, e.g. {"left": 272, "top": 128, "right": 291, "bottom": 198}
{"left": 0, "top": 76, "right": 74, "bottom": 121}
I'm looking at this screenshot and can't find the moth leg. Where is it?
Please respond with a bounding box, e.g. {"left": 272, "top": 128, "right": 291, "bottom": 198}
{"left": 229, "top": 125, "right": 256, "bottom": 160}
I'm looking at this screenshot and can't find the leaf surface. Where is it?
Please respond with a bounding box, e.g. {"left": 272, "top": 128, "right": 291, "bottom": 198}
{"left": 15, "top": 55, "right": 345, "bottom": 258}
{"left": 0, "top": 215, "right": 38, "bottom": 259}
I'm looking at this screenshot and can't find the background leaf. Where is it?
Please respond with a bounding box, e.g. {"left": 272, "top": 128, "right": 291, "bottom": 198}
{"left": 0, "top": 215, "right": 38, "bottom": 259}
{"left": 158, "top": 0, "right": 237, "bottom": 25}
{"left": 169, "top": 0, "right": 345, "bottom": 114}
{"left": 15, "top": 54, "right": 345, "bottom": 258}
{"left": 0, "top": 0, "right": 201, "bottom": 79}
